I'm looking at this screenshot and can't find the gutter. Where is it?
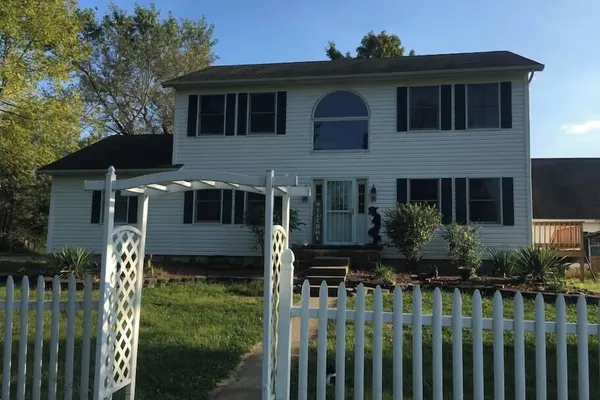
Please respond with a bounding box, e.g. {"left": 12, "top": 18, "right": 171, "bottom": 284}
{"left": 163, "top": 65, "right": 545, "bottom": 88}
{"left": 37, "top": 166, "right": 183, "bottom": 176}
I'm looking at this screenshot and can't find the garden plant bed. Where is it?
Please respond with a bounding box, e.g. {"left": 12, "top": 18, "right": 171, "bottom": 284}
{"left": 343, "top": 271, "right": 600, "bottom": 304}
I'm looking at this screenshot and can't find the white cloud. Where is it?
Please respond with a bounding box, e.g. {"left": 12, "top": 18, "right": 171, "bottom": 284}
{"left": 560, "top": 120, "right": 600, "bottom": 134}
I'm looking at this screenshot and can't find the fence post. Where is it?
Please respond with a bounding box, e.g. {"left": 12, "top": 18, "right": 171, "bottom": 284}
{"left": 275, "top": 248, "right": 295, "bottom": 400}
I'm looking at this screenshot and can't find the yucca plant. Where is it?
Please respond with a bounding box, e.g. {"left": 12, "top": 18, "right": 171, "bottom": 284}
{"left": 52, "top": 247, "right": 95, "bottom": 279}
{"left": 375, "top": 264, "right": 396, "bottom": 284}
{"left": 514, "top": 245, "right": 569, "bottom": 282}
{"left": 488, "top": 248, "right": 517, "bottom": 277}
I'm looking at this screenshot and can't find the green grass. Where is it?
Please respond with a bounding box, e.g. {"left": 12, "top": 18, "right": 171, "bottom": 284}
{"left": 0, "top": 281, "right": 264, "bottom": 400}
{"left": 293, "top": 289, "right": 600, "bottom": 399}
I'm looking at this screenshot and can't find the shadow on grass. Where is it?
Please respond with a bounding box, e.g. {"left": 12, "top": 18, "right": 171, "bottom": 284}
{"left": 291, "top": 326, "right": 600, "bottom": 400}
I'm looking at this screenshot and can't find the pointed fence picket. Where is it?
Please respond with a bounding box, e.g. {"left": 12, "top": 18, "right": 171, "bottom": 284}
{"left": 0, "top": 275, "right": 99, "bottom": 400}
{"left": 279, "top": 274, "right": 600, "bottom": 400}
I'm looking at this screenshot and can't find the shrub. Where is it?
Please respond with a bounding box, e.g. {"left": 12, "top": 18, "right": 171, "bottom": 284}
{"left": 442, "top": 224, "right": 483, "bottom": 275}
{"left": 382, "top": 203, "right": 441, "bottom": 269}
{"left": 514, "top": 245, "right": 569, "bottom": 282}
{"left": 243, "top": 206, "right": 304, "bottom": 251}
{"left": 375, "top": 264, "right": 396, "bottom": 284}
{"left": 488, "top": 248, "right": 517, "bottom": 277}
{"left": 52, "top": 247, "right": 95, "bottom": 279}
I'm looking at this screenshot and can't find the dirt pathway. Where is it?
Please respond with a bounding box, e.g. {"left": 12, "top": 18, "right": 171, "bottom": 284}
{"left": 210, "top": 296, "right": 334, "bottom": 400}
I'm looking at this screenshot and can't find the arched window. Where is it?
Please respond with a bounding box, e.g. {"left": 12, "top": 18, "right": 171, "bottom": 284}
{"left": 313, "top": 91, "right": 369, "bottom": 150}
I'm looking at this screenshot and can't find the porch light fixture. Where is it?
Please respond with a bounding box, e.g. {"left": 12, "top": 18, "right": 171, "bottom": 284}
{"left": 370, "top": 184, "right": 377, "bottom": 202}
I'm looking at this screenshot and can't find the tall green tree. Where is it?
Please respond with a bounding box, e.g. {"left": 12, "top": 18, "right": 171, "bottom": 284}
{"left": 326, "top": 30, "right": 415, "bottom": 60}
{"left": 77, "top": 3, "right": 217, "bottom": 136}
{"left": 0, "top": 0, "right": 85, "bottom": 250}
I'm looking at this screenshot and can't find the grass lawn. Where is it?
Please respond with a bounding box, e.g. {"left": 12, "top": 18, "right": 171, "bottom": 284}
{"left": 293, "top": 288, "right": 600, "bottom": 399}
{"left": 0, "top": 281, "right": 264, "bottom": 400}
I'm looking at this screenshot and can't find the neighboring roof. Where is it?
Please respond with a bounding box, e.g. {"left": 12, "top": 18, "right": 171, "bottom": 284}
{"left": 163, "top": 51, "right": 544, "bottom": 87}
{"left": 532, "top": 158, "right": 600, "bottom": 220}
{"left": 38, "top": 134, "right": 178, "bottom": 173}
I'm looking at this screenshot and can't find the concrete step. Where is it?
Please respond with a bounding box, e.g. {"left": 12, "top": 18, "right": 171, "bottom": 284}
{"left": 312, "top": 257, "right": 350, "bottom": 267}
{"left": 309, "top": 285, "right": 342, "bottom": 297}
{"left": 304, "top": 266, "right": 348, "bottom": 277}
{"left": 304, "top": 275, "right": 347, "bottom": 286}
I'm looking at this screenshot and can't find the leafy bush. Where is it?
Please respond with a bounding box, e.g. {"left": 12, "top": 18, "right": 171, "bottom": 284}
{"left": 52, "top": 247, "right": 95, "bottom": 279}
{"left": 442, "top": 224, "right": 483, "bottom": 275}
{"left": 382, "top": 203, "right": 441, "bottom": 269}
{"left": 375, "top": 264, "right": 396, "bottom": 284}
{"left": 243, "top": 206, "right": 304, "bottom": 251}
{"left": 488, "top": 248, "right": 517, "bottom": 277}
{"left": 514, "top": 245, "right": 569, "bottom": 282}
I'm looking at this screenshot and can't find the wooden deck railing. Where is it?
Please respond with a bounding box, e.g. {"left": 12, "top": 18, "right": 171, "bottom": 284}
{"left": 532, "top": 221, "right": 584, "bottom": 250}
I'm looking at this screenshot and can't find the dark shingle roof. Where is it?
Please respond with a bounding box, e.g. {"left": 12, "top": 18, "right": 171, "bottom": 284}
{"left": 38, "top": 135, "right": 178, "bottom": 172}
{"left": 163, "top": 51, "right": 544, "bottom": 87}
{"left": 532, "top": 158, "right": 600, "bottom": 220}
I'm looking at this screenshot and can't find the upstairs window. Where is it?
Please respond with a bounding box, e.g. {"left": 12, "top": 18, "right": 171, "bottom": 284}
{"left": 409, "top": 86, "right": 440, "bottom": 130}
{"left": 199, "top": 95, "right": 225, "bottom": 134}
{"left": 249, "top": 93, "right": 276, "bottom": 134}
{"left": 467, "top": 83, "right": 500, "bottom": 129}
{"left": 313, "top": 91, "right": 369, "bottom": 150}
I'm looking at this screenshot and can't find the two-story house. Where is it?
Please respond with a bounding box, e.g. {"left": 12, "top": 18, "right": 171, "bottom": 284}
{"left": 38, "top": 50, "right": 544, "bottom": 267}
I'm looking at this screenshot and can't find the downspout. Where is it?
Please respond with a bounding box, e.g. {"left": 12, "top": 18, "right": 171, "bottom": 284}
{"left": 528, "top": 70, "right": 535, "bottom": 84}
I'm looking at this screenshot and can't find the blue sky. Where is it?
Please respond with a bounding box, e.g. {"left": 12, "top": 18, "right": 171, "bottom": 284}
{"left": 80, "top": 0, "right": 600, "bottom": 158}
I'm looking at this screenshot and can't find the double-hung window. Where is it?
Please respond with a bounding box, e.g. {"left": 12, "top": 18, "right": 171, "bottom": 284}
{"left": 199, "top": 95, "right": 225, "bottom": 134}
{"left": 249, "top": 93, "right": 276, "bottom": 134}
{"left": 409, "top": 179, "right": 440, "bottom": 208}
{"left": 468, "top": 178, "right": 501, "bottom": 223}
{"left": 467, "top": 83, "right": 500, "bottom": 129}
{"left": 195, "top": 189, "right": 222, "bottom": 222}
{"left": 409, "top": 86, "right": 440, "bottom": 130}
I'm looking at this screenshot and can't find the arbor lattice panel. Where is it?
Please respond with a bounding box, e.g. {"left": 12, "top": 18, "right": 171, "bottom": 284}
{"left": 269, "top": 225, "right": 287, "bottom": 396}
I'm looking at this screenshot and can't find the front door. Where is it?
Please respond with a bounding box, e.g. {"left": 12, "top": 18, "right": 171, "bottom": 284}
{"left": 324, "top": 180, "right": 355, "bottom": 244}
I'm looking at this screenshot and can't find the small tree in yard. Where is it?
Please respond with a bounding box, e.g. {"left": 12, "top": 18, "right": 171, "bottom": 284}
{"left": 442, "top": 224, "right": 483, "bottom": 279}
{"left": 243, "top": 207, "right": 304, "bottom": 251}
{"left": 382, "top": 203, "right": 441, "bottom": 270}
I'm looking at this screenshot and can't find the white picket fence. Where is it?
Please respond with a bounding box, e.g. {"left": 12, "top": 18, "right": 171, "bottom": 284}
{"left": 275, "top": 250, "right": 600, "bottom": 400}
{"left": 1, "top": 275, "right": 98, "bottom": 400}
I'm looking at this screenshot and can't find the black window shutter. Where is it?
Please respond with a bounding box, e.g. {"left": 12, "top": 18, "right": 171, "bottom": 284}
{"left": 222, "top": 190, "right": 233, "bottom": 224}
{"left": 275, "top": 196, "right": 283, "bottom": 216}
{"left": 502, "top": 177, "right": 514, "bottom": 226}
{"left": 500, "top": 82, "right": 512, "bottom": 129}
{"left": 276, "top": 91, "right": 287, "bottom": 135}
{"left": 455, "top": 178, "right": 467, "bottom": 224}
{"left": 183, "top": 191, "right": 194, "bottom": 224}
{"left": 441, "top": 178, "right": 453, "bottom": 224}
{"left": 454, "top": 84, "right": 466, "bottom": 130}
{"left": 237, "top": 93, "right": 248, "bottom": 135}
{"left": 187, "top": 95, "right": 198, "bottom": 137}
{"left": 225, "top": 94, "right": 236, "bottom": 136}
{"left": 396, "top": 87, "right": 408, "bottom": 132}
{"left": 234, "top": 190, "right": 245, "bottom": 224}
{"left": 127, "top": 196, "right": 139, "bottom": 224}
{"left": 441, "top": 85, "right": 452, "bottom": 131}
{"left": 396, "top": 179, "right": 408, "bottom": 204}
{"left": 91, "top": 191, "right": 102, "bottom": 224}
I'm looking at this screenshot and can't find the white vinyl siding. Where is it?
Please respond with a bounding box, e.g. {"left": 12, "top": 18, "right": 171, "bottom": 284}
{"left": 47, "top": 71, "right": 531, "bottom": 258}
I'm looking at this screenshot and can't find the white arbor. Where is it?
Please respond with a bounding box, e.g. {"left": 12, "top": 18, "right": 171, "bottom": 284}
{"left": 84, "top": 167, "right": 310, "bottom": 400}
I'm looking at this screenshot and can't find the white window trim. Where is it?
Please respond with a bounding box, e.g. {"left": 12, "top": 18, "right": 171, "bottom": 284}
{"left": 247, "top": 92, "right": 277, "bottom": 135}
{"left": 408, "top": 85, "right": 441, "bottom": 132}
{"left": 466, "top": 177, "right": 503, "bottom": 225}
{"left": 311, "top": 91, "right": 370, "bottom": 151}
{"left": 194, "top": 189, "right": 224, "bottom": 224}
{"left": 197, "top": 94, "right": 226, "bottom": 136}
{"left": 465, "top": 82, "right": 501, "bottom": 130}
{"left": 407, "top": 178, "right": 441, "bottom": 208}
{"left": 98, "top": 191, "right": 133, "bottom": 225}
